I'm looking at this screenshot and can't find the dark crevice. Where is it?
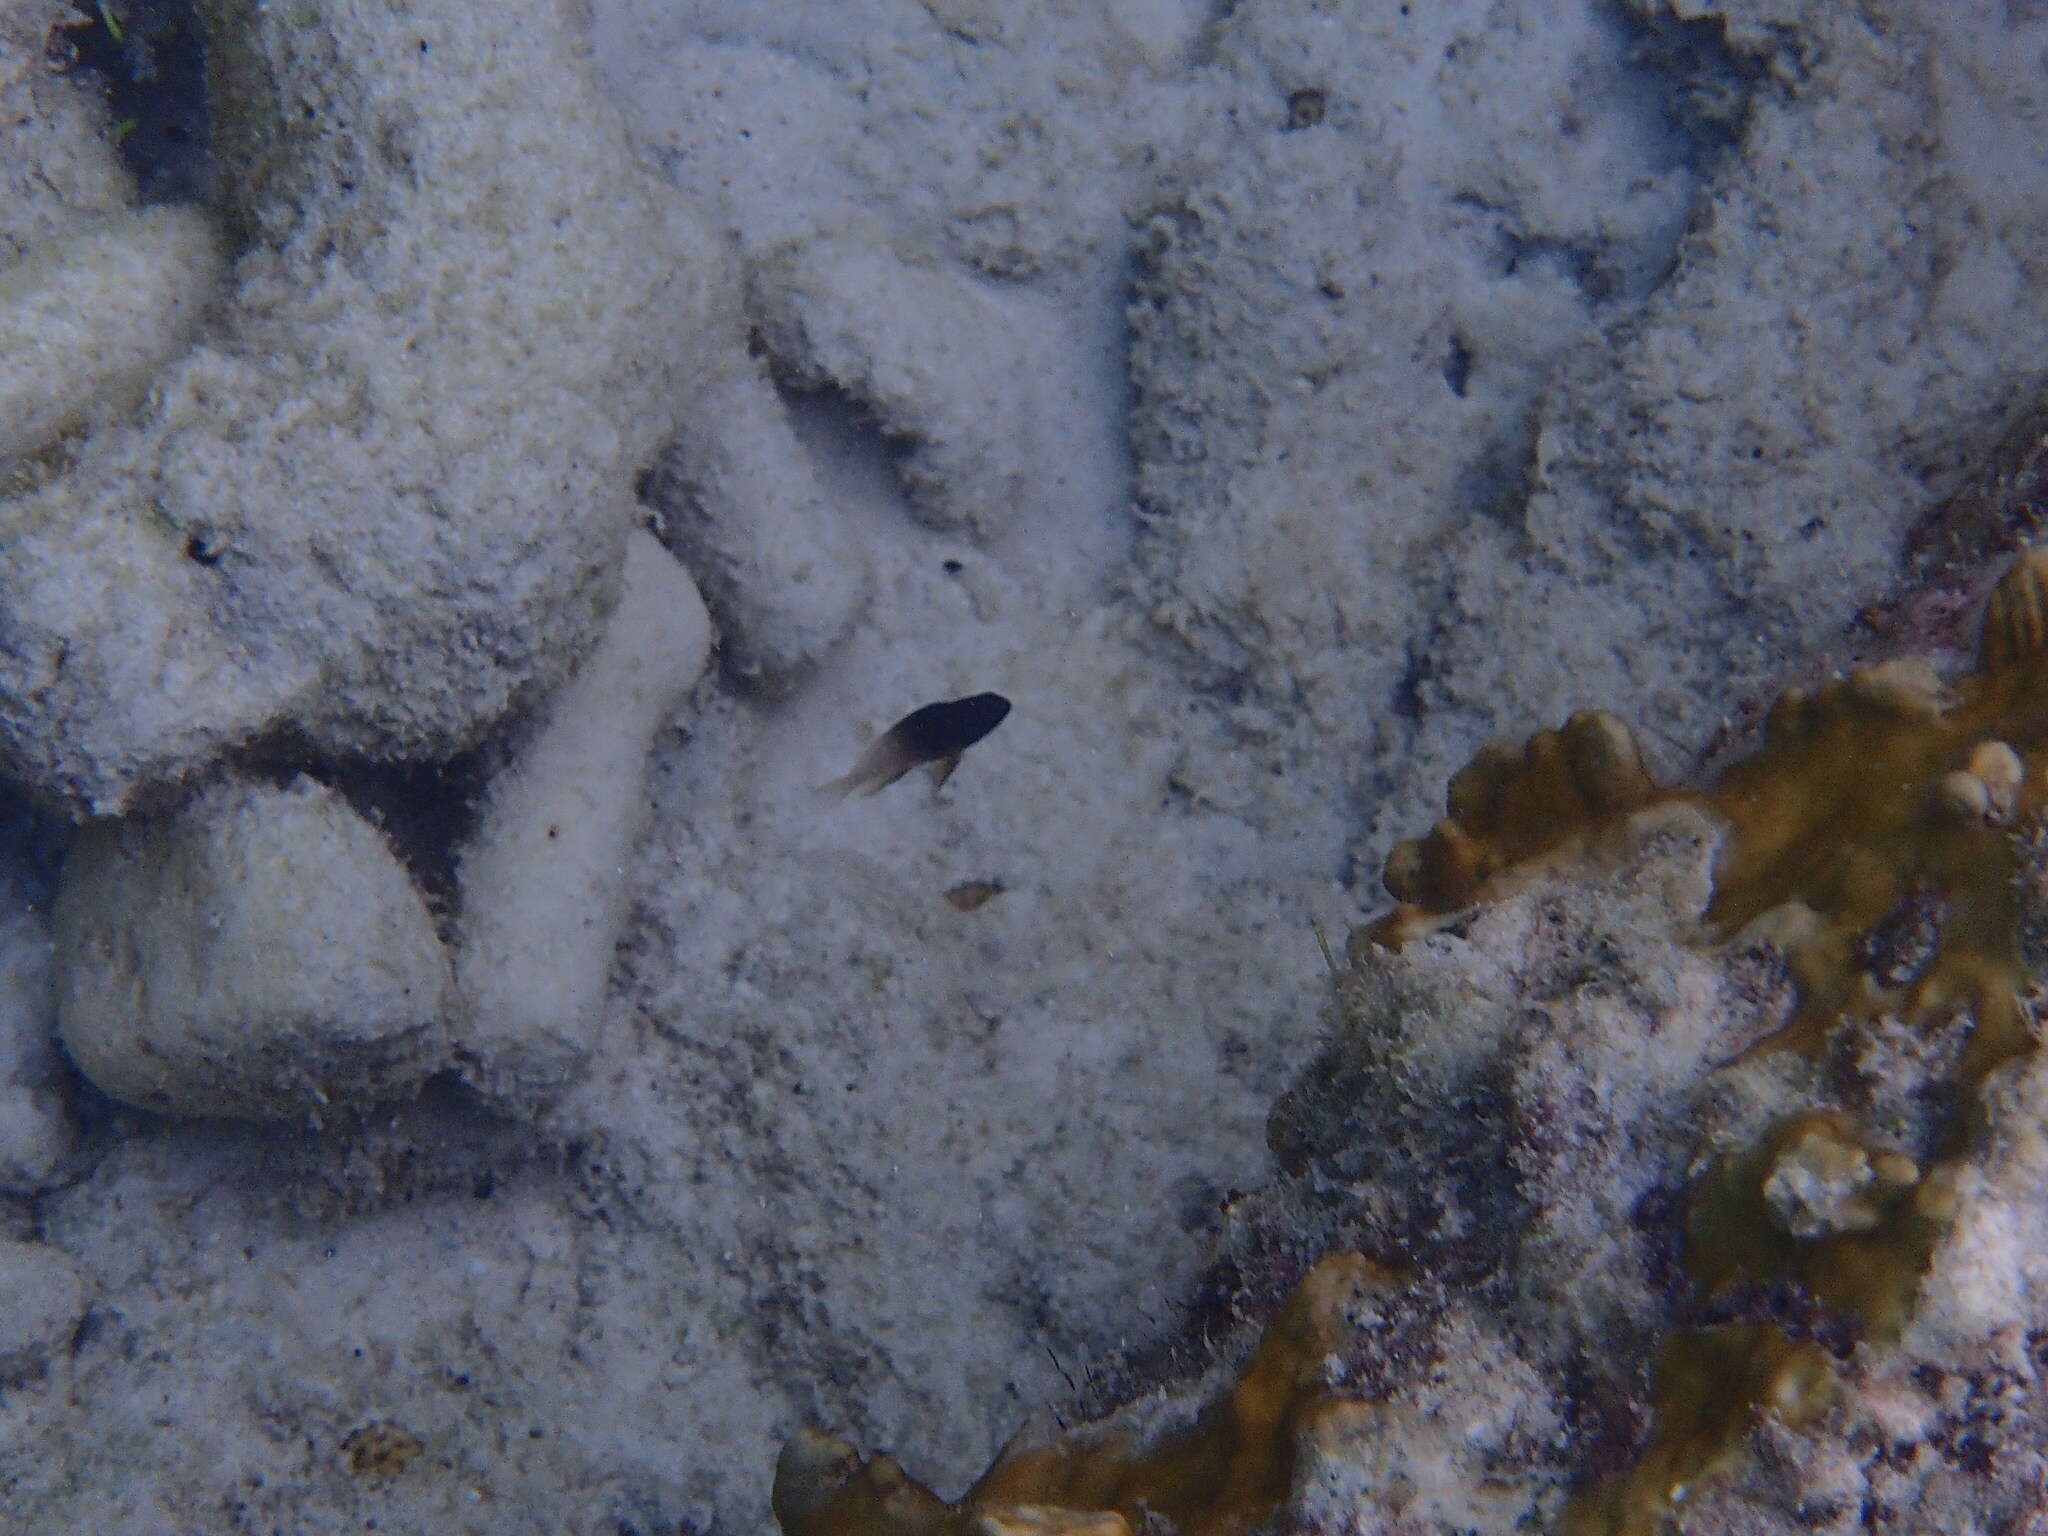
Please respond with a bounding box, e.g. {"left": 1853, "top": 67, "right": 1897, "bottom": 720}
{"left": 54, "top": 0, "right": 216, "bottom": 205}
{"left": 0, "top": 785, "right": 71, "bottom": 910}
{"left": 1608, "top": 0, "right": 1779, "bottom": 156}
{"left": 218, "top": 736, "right": 498, "bottom": 932}
{"left": 1442, "top": 335, "right": 1473, "bottom": 398}
{"left": 324, "top": 751, "right": 494, "bottom": 922}
{"left": 765, "top": 372, "right": 924, "bottom": 519}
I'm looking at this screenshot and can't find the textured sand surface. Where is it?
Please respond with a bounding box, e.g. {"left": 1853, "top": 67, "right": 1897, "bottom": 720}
{"left": 6, "top": 0, "right": 2048, "bottom": 1530}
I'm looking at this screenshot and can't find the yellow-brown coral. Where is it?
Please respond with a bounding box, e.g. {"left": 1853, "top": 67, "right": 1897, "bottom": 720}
{"left": 1376, "top": 707, "right": 1660, "bottom": 927}
{"left": 1378, "top": 552, "right": 2048, "bottom": 1090}
{"left": 1375, "top": 547, "right": 2048, "bottom": 1532}
{"left": 771, "top": 1255, "right": 1383, "bottom": 1536}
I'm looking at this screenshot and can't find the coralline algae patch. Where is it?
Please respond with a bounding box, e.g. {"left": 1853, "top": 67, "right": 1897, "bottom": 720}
{"left": 776, "top": 546, "right": 2048, "bottom": 1534}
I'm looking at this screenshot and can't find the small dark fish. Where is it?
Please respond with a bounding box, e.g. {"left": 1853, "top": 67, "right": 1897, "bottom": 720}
{"left": 819, "top": 692, "right": 1012, "bottom": 801}
{"left": 944, "top": 879, "right": 1006, "bottom": 912}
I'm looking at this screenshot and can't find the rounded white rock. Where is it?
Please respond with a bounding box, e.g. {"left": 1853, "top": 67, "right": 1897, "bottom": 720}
{"left": 52, "top": 775, "right": 456, "bottom": 1120}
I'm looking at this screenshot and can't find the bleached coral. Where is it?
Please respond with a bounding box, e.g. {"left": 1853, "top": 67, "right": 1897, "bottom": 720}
{"left": 453, "top": 530, "right": 713, "bottom": 1110}
{"left": 749, "top": 236, "right": 1045, "bottom": 539}
{"left": 0, "top": 0, "right": 131, "bottom": 258}
{"left": 53, "top": 774, "right": 456, "bottom": 1121}
{"left": 642, "top": 362, "right": 868, "bottom": 693}
{"left": 0, "top": 1237, "right": 87, "bottom": 1386}
{"left": 0, "top": 206, "right": 224, "bottom": 461}
{"left": 1128, "top": 0, "right": 2048, "bottom": 851}
{"left": 0, "top": 0, "right": 711, "bottom": 814}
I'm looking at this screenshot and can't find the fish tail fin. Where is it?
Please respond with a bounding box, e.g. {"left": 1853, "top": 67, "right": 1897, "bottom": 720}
{"left": 816, "top": 769, "right": 904, "bottom": 803}
{"left": 813, "top": 773, "right": 861, "bottom": 806}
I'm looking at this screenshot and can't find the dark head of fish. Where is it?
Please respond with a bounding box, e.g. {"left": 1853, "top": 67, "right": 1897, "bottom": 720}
{"left": 895, "top": 692, "right": 1012, "bottom": 760}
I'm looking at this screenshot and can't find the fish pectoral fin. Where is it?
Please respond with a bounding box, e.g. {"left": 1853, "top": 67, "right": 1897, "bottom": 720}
{"left": 926, "top": 753, "right": 963, "bottom": 792}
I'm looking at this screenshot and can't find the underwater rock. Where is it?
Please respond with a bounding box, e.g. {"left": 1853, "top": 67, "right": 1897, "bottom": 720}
{"left": 0, "top": 0, "right": 712, "bottom": 815}
{"left": 749, "top": 235, "right": 1040, "bottom": 538}
{"left": 52, "top": 774, "right": 455, "bottom": 1121}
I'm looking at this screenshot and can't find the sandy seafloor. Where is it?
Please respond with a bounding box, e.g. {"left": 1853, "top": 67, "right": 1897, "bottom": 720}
{"left": 7, "top": 0, "right": 2048, "bottom": 1530}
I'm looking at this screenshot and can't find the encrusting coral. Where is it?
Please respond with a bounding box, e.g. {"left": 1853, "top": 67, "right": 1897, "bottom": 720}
{"left": 1370, "top": 548, "right": 2048, "bottom": 1533}
{"left": 1310, "top": 543, "right": 2048, "bottom": 1534}
{"left": 776, "top": 542, "right": 2048, "bottom": 1534}
{"left": 773, "top": 1253, "right": 1382, "bottom": 1536}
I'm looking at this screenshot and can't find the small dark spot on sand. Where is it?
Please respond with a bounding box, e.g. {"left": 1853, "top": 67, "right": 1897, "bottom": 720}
{"left": 1284, "top": 88, "right": 1326, "bottom": 130}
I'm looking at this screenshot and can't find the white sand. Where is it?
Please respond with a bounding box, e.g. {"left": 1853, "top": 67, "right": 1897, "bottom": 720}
{"left": 6, "top": 0, "right": 2048, "bottom": 1530}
